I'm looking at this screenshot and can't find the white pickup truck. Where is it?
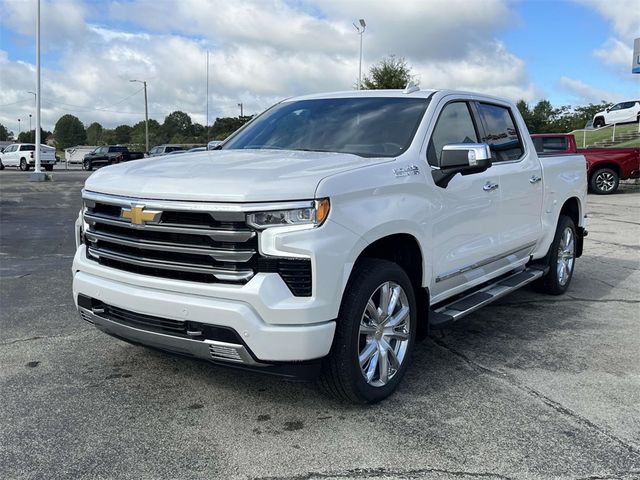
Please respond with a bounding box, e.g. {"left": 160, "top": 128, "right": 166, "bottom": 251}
{"left": 73, "top": 89, "right": 587, "bottom": 403}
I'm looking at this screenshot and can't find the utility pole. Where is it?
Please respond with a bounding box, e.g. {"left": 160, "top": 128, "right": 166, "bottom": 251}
{"left": 353, "top": 18, "right": 366, "bottom": 90}
{"left": 130, "top": 79, "right": 149, "bottom": 152}
{"left": 18, "top": 119, "right": 21, "bottom": 135}
{"left": 29, "top": 114, "right": 32, "bottom": 142}
{"left": 238, "top": 103, "right": 243, "bottom": 117}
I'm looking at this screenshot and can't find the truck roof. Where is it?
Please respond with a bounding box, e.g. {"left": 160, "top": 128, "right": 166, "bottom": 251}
{"left": 286, "top": 88, "right": 519, "bottom": 107}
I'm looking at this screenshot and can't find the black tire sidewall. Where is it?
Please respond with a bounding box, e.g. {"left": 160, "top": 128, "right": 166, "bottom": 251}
{"left": 84, "top": 159, "right": 92, "bottom": 171}
{"left": 589, "top": 167, "right": 619, "bottom": 194}
{"left": 542, "top": 215, "right": 577, "bottom": 295}
{"left": 331, "top": 259, "right": 417, "bottom": 403}
{"left": 20, "top": 158, "right": 28, "bottom": 171}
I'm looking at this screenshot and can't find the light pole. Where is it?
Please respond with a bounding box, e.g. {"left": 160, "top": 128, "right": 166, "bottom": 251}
{"left": 30, "top": 0, "right": 45, "bottom": 180}
{"left": 130, "top": 79, "right": 149, "bottom": 152}
{"left": 353, "top": 18, "right": 366, "bottom": 90}
{"left": 18, "top": 119, "right": 21, "bottom": 135}
{"left": 238, "top": 103, "right": 243, "bottom": 117}
{"left": 29, "top": 114, "right": 32, "bottom": 142}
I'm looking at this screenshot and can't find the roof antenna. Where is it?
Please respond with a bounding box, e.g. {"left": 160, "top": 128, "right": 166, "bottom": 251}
{"left": 403, "top": 80, "right": 420, "bottom": 94}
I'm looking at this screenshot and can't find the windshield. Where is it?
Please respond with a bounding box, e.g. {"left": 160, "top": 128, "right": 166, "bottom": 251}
{"left": 222, "top": 97, "right": 429, "bottom": 158}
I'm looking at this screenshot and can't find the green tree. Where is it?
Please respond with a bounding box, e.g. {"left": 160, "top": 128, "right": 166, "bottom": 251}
{"left": 17, "top": 128, "right": 52, "bottom": 144}
{"left": 361, "top": 55, "right": 415, "bottom": 90}
{"left": 131, "top": 119, "right": 164, "bottom": 148}
{"left": 209, "top": 116, "right": 253, "bottom": 140}
{"left": 162, "top": 111, "right": 192, "bottom": 140}
{"left": 0, "top": 123, "right": 12, "bottom": 141}
{"left": 86, "top": 122, "right": 103, "bottom": 145}
{"left": 54, "top": 114, "right": 86, "bottom": 149}
{"left": 114, "top": 124, "right": 132, "bottom": 144}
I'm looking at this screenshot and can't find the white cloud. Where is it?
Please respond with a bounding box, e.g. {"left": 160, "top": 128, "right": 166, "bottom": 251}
{"left": 594, "top": 38, "right": 634, "bottom": 67}
{"left": 575, "top": 0, "right": 640, "bottom": 40}
{"left": 0, "top": 0, "right": 538, "bottom": 133}
{"left": 575, "top": 0, "right": 639, "bottom": 68}
{"left": 559, "top": 76, "right": 625, "bottom": 104}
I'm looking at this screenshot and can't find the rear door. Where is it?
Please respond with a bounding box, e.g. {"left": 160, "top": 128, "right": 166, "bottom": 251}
{"left": 474, "top": 102, "right": 543, "bottom": 257}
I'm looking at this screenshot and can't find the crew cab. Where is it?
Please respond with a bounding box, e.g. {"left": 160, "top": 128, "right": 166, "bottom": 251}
{"left": 531, "top": 133, "right": 640, "bottom": 194}
{"left": 592, "top": 101, "right": 640, "bottom": 128}
{"left": 73, "top": 89, "right": 587, "bottom": 403}
{"left": 83, "top": 146, "right": 145, "bottom": 171}
{"left": 0, "top": 143, "right": 56, "bottom": 171}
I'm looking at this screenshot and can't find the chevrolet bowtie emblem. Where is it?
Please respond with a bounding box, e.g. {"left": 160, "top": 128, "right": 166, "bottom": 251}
{"left": 121, "top": 206, "right": 161, "bottom": 225}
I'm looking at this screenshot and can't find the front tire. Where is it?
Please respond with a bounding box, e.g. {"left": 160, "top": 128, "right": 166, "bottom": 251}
{"left": 593, "top": 118, "right": 605, "bottom": 128}
{"left": 319, "top": 259, "right": 417, "bottom": 403}
{"left": 590, "top": 167, "right": 619, "bottom": 194}
{"left": 538, "top": 215, "right": 577, "bottom": 295}
{"left": 83, "top": 159, "right": 93, "bottom": 171}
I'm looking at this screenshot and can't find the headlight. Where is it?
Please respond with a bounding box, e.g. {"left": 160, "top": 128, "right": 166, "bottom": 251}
{"left": 246, "top": 199, "right": 330, "bottom": 230}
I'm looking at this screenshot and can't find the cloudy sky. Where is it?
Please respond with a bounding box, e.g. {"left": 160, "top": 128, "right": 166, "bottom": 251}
{"left": 0, "top": 0, "right": 638, "bottom": 133}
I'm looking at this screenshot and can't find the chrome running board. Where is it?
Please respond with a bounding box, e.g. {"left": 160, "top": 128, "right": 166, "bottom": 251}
{"left": 429, "top": 266, "right": 547, "bottom": 328}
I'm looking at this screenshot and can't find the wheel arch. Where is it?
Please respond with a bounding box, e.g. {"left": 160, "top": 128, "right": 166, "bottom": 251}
{"left": 590, "top": 163, "right": 620, "bottom": 178}
{"left": 559, "top": 197, "right": 584, "bottom": 258}
{"left": 349, "top": 233, "right": 430, "bottom": 339}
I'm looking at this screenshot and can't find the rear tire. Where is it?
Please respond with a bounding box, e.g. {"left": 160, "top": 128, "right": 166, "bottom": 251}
{"left": 589, "top": 167, "right": 619, "bottom": 194}
{"left": 319, "top": 259, "right": 417, "bottom": 403}
{"left": 44, "top": 164, "right": 53, "bottom": 171}
{"left": 538, "top": 215, "right": 577, "bottom": 295}
{"left": 19, "top": 158, "right": 29, "bottom": 171}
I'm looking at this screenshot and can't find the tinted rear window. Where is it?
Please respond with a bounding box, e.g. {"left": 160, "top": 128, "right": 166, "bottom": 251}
{"left": 20, "top": 145, "right": 36, "bottom": 151}
{"left": 532, "top": 136, "right": 568, "bottom": 153}
{"left": 223, "top": 97, "right": 430, "bottom": 158}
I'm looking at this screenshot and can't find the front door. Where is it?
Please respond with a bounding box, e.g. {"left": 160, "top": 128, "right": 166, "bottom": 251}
{"left": 426, "top": 99, "right": 502, "bottom": 302}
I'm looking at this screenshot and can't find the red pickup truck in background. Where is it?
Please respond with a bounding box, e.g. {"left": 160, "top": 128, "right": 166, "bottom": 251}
{"left": 531, "top": 133, "right": 640, "bottom": 194}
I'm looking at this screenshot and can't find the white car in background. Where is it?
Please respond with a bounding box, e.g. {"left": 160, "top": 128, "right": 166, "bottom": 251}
{"left": 0, "top": 143, "right": 57, "bottom": 171}
{"left": 592, "top": 100, "right": 640, "bottom": 128}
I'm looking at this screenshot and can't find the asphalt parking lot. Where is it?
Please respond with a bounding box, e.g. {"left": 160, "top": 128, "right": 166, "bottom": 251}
{"left": 1, "top": 168, "right": 639, "bottom": 480}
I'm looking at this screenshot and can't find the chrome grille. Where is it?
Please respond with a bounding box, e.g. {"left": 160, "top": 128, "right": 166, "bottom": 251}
{"left": 83, "top": 192, "right": 258, "bottom": 284}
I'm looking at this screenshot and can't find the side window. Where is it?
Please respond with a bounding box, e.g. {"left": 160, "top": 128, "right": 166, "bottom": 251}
{"left": 477, "top": 103, "right": 524, "bottom": 162}
{"left": 610, "top": 103, "right": 622, "bottom": 111}
{"left": 427, "top": 102, "right": 478, "bottom": 166}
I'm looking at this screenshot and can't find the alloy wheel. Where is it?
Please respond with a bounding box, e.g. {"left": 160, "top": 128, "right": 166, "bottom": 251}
{"left": 556, "top": 226, "right": 575, "bottom": 286}
{"left": 595, "top": 171, "right": 616, "bottom": 192}
{"left": 358, "top": 281, "right": 411, "bottom": 387}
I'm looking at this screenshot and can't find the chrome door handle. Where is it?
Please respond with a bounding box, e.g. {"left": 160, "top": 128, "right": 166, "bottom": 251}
{"left": 530, "top": 175, "right": 542, "bottom": 184}
{"left": 483, "top": 182, "right": 499, "bottom": 191}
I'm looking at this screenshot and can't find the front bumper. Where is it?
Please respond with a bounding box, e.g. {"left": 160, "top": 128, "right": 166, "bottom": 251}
{"left": 72, "top": 268, "right": 336, "bottom": 365}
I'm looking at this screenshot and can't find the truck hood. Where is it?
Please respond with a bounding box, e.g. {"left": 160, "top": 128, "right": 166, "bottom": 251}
{"left": 84, "top": 149, "right": 390, "bottom": 202}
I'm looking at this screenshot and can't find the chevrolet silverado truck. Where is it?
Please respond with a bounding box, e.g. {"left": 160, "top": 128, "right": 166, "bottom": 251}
{"left": 531, "top": 133, "right": 640, "bottom": 194}
{"left": 73, "top": 89, "right": 587, "bottom": 403}
{"left": 0, "top": 143, "right": 57, "bottom": 171}
{"left": 82, "top": 145, "right": 145, "bottom": 171}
